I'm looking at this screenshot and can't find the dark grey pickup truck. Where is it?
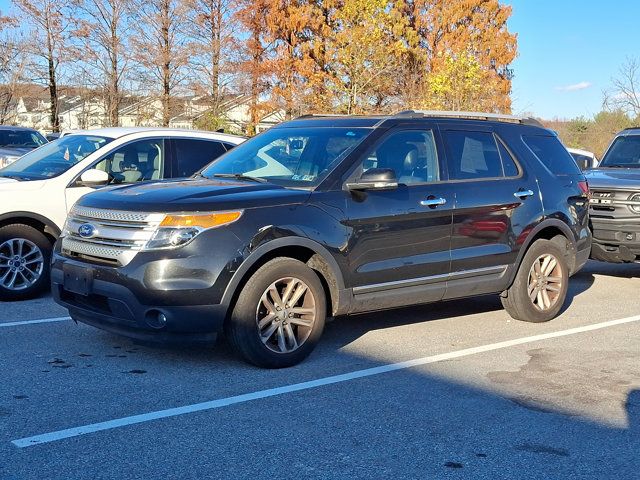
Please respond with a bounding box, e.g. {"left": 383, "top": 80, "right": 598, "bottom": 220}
{"left": 586, "top": 128, "right": 640, "bottom": 263}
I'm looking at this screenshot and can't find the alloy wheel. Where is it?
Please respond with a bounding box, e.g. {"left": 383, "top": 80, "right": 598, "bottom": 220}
{"left": 256, "top": 276, "right": 317, "bottom": 354}
{"left": 0, "top": 238, "right": 45, "bottom": 291}
{"left": 527, "top": 253, "right": 563, "bottom": 311}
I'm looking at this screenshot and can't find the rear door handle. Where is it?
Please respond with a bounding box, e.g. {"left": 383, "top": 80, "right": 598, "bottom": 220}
{"left": 420, "top": 197, "right": 447, "bottom": 207}
{"left": 514, "top": 189, "right": 535, "bottom": 199}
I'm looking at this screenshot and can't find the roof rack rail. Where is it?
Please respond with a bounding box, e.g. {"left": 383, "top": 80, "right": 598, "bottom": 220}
{"left": 395, "top": 110, "right": 544, "bottom": 127}
{"left": 295, "top": 113, "right": 349, "bottom": 119}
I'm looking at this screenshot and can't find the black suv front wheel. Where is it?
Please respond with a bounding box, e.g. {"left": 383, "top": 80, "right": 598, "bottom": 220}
{"left": 227, "top": 257, "right": 327, "bottom": 368}
{"left": 501, "top": 239, "right": 569, "bottom": 322}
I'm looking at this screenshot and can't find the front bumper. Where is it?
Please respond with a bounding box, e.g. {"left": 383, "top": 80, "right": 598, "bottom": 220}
{"left": 590, "top": 217, "right": 640, "bottom": 262}
{"left": 51, "top": 232, "right": 243, "bottom": 342}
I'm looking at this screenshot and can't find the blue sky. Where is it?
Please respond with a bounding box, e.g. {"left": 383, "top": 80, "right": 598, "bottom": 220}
{"left": 1, "top": 0, "right": 637, "bottom": 120}
{"left": 507, "top": 0, "right": 640, "bottom": 119}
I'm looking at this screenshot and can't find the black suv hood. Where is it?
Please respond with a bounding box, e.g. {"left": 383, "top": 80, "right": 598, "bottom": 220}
{"left": 79, "top": 178, "right": 312, "bottom": 212}
{"left": 585, "top": 168, "right": 640, "bottom": 190}
{"left": 0, "top": 146, "right": 32, "bottom": 157}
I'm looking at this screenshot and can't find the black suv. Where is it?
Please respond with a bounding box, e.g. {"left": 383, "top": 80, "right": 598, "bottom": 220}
{"left": 52, "top": 112, "right": 591, "bottom": 368}
{"left": 585, "top": 128, "right": 640, "bottom": 263}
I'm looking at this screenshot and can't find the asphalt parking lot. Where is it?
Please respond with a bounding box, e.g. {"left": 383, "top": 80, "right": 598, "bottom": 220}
{"left": 1, "top": 260, "right": 639, "bottom": 479}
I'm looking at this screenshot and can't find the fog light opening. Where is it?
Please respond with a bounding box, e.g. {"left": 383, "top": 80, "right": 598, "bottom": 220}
{"left": 145, "top": 310, "right": 168, "bottom": 329}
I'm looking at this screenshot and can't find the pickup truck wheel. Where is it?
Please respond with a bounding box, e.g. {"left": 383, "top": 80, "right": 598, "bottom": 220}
{"left": 0, "top": 224, "right": 52, "bottom": 301}
{"left": 227, "top": 258, "right": 326, "bottom": 368}
{"left": 501, "top": 239, "right": 569, "bottom": 323}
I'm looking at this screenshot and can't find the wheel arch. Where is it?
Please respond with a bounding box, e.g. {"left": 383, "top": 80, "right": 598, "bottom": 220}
{"left": 509, "top": 219, "right": 577, "bottom": 286}
{"left": 221, "top": 237, "right": 348, "bottom": 320}
{"left": 0, "top": 211, "right": 60, "bottom": 244}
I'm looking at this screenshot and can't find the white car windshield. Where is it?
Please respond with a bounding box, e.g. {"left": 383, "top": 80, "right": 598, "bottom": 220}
{"left": 0, "top": 135, "right": 113, "bottom": 180}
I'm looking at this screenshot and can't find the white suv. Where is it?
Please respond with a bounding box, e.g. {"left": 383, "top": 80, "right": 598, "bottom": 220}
{"left": 0, "top": 127, "right": 244, "bottom": 300}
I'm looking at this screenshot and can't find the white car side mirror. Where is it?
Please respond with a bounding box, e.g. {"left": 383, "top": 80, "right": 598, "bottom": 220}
{"left": 79, "top": 168, "right": 110, "bottom": 187}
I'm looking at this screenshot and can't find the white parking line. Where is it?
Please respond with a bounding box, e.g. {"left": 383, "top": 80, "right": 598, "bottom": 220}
{"left": 0, "top": 316, "right": 71, "bottom": 328}
{"left": 11, "top": 314, "right": 640, "bottom": 448}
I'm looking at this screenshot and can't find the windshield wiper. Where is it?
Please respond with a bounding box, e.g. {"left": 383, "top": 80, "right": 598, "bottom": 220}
{"left": 0, "top": 174, "right": 25, "bottom": 181}
{"left": 212, "top": 173, "right": 268, "bottom": 183}
{"left": 600, "top": 164, "right": 637, "bottom": 168}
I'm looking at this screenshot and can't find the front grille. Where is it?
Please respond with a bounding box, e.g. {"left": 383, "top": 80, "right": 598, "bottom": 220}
{"left": 61, "top": 206, "right": 165, "bottom": 266}
{"left": 590, "top": 189, "right": 640, "bottom": 216}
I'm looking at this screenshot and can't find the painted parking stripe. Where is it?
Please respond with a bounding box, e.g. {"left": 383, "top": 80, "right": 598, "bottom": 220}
{"left": 12, "top": 314, "right": 640, "bottom": 448}
{"left": 0, "top": 316, "right": 71, "bottom": 328}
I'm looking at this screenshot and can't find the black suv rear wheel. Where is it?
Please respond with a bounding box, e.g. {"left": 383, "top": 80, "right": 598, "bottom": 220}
{"left": 501, "top": 239, "right": 569, "bottom": 322}
{"left": 227, "top": 257, "right": 326, "bottom": 368}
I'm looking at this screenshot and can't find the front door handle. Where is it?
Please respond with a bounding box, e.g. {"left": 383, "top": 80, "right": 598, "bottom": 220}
{"left": 514, "top": 189, "right": 535, "bottom": 199}
{"left": 420, "top": 197, "right": 447, "bottom": 207}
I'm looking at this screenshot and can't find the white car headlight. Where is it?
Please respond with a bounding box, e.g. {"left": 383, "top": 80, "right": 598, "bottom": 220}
{"left": 144, "top": 211, "right": 243, "bottom": 250}
{"left": 0, "top": 155, "right": 20, "bottom": 169}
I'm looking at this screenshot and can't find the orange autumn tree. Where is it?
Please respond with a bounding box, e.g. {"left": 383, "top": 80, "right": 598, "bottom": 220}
{"left": 264, "top": 0, "right": 319, "bottom": 119}
{"left": 236, "top": 0, "right": 272, "bottom": 135}
{"left": 404, "top": 0, "right": 517, "bottom": 112}
{"left": 238, "top": 0, "right": 518, "bottom": 128}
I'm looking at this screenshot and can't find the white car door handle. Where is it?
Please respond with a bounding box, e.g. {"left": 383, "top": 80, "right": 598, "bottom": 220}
{"left": 420, "top": 197, "right": 447, "bottom": 207}
{"left": 514, "top": 190, "right": 535, "bottom": 199}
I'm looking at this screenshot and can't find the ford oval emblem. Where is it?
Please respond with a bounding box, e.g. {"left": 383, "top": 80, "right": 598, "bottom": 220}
{"left": 78, "top": 223, "right": 97, "bottom": 238}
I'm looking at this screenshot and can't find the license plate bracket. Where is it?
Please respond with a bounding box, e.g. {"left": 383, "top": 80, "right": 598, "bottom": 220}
{"left": 63, "top": 264, "right": 94, "bottom": 296}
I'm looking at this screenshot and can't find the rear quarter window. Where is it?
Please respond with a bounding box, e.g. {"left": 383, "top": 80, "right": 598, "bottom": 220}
{"left": 522, "top": 135, "right": 582, "bottom": 175}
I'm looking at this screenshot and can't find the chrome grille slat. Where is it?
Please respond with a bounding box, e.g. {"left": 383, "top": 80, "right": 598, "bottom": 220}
{"left": 63, "top": 207, "right": 162, "bottom": 266}
{"left": 66, "top": 235, "right": 144, "bottom": 249}
{"left": 70, "top": 206, "right": 164, "bottom": 223}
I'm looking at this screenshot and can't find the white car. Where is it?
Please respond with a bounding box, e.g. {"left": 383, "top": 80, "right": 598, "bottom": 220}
{"left": 0, "top": 127, "right": 245, "bottom": 300}
{"left": 567, "top": 147, "right": 598, "bottom": 170}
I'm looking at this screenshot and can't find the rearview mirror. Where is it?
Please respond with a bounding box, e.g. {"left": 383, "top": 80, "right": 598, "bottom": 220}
{"left": 79, "top": 168, "right": 110, "bottom": 187}
{"left": 290, "top": 139, "right": 304, "bottom": 150}
{"left": 346, "top": 168, "right": 398, "bottom": 191}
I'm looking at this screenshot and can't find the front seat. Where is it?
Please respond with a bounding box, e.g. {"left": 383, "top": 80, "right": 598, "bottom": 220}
{"left": 119, "top": 150, "right": 142, "bottom": 183}
{"left": 143, "top": 149, "right": 161, "bottom": 180}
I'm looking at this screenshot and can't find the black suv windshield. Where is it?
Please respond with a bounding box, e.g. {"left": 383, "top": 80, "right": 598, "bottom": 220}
{"left": 0, "top": 129, "right": 47, "bottom": 148}
{"left": 0, "top": 134, "right": 112, "bottom": 180}
{"left": 200, "top": 127, "right": 371, "bottom": 187}
{"left": 600, "top": 135, "right": 640, "bottom": 168}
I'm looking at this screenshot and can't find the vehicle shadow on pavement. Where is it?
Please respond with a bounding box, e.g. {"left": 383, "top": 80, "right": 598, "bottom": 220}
{"left": 583, "top": 259, "right": 640, "bottom": 278}
{"left": 97, "top": 269, "right": 597, "bottom": 368}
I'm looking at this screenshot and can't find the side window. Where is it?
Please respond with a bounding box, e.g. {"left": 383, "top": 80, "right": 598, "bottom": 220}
{"left": 497, "top": 139, "right": 520, "bottom": 177}
{"left": 444, "top": 131, "right": 504, "bottom": 180}
{"left": 357, "top": 130, "right": 440, "bottom": 185}
{"left": 94, "top": 139, "right": 164, "bottom": 184}
{"left": 522, "top": 135, "right": 582, "bottom": 175}
{"left": 173, "top": 139, "right": 227, "bottom": 177}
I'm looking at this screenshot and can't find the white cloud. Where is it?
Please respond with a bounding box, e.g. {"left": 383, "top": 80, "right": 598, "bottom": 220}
{"left": 555, "top": 81, "right": 592, "bottom": 92}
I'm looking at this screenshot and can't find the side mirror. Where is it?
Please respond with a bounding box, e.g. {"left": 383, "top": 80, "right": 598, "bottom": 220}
{"left": 79, "top": 168, "right": 110, "bottom": 187}
{"left": 346, "top": 168, "right": 398, "bottom": 191}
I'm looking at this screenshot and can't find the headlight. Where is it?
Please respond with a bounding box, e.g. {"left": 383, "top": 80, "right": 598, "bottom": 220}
{"left": 144, "top": 211, "right": 243, "bottom": 250}
{"left": 0, "top": 155, "right": 19, "bottom": 168}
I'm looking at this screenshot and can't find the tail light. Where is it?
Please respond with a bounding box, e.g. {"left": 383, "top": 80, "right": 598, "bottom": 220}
{"left": 578, "top": 180, "right": 590, "bottom": 198}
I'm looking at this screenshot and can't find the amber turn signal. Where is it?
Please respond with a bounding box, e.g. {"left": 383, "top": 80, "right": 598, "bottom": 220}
{"left": 160, "top": 211, "right": 243, "bottom": 229}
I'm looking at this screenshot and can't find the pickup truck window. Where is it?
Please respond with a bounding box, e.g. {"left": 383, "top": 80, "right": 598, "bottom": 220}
{"left": 600, "top": 135, "right": 640, "bottom": 167}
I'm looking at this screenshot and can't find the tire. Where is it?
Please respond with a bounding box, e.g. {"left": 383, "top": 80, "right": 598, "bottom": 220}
{"left": 0, "top": 224, "right": 52, "bottom": 301}
{"left": 501, "top": 239, "right": 569, "bottom": 323}
{"left": 227, "top": 257, "right": 326, "bottom": 368}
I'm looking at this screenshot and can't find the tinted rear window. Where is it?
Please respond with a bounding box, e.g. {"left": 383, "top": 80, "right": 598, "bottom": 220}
{"left": 173, "top": 139, "right": 227, "bottom": 177}
{"left": 522, "top": 135, "right": 581, "bottom": 175}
